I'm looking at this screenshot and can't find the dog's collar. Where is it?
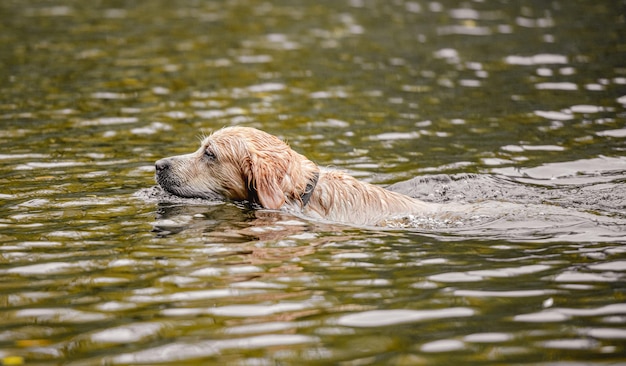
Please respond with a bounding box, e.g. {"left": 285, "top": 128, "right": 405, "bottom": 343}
{"left": 300, "top": 172, "right": 319, "bottom": 207}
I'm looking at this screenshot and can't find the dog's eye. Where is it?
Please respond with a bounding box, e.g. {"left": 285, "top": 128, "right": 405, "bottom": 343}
{"left": 204, "top": 148, "right": 216, "bottom": 161}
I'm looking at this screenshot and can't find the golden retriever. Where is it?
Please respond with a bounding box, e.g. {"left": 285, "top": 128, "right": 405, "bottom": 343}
{"left": 155, "top": 126, "right": 436, "bottom": 226}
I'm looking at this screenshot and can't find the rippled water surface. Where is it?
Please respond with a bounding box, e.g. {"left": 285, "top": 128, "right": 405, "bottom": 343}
{"left": 1, "top": 1, "right": 625, "bottom": 365}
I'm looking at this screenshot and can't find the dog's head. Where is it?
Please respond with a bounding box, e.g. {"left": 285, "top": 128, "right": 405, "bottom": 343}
{"left": 155, "top": 126, "right": 319, "bottom": 209}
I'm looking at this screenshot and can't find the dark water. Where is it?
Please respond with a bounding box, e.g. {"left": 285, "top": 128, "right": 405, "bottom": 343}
{"left": 1, "top": 1, "right": 625, "bottom": 365}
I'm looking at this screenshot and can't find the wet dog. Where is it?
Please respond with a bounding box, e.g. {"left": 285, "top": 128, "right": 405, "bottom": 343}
{"left": 155, "top": 126, "right": 434, "bottom": 226}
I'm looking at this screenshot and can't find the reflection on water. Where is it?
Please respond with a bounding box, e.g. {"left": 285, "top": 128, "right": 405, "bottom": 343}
{"left": 1, "top": 0, "right": 625, "bottom": 365}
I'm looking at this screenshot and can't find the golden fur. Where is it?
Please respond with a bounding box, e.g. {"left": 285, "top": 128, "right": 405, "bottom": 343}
{"left": 155, "top": 126, "right": 434, "bottom": 226}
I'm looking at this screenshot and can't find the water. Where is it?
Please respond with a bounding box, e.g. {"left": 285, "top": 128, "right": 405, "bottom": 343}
{"left": 1, "top": 0, "right": 625, "bottom": 364}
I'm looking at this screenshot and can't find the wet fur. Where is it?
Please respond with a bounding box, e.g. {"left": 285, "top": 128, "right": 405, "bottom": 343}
{"left": 155, "top": 126, "right": 433, "bottom": 226}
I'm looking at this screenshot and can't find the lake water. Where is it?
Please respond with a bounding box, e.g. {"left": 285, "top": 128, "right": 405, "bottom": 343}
{"left": 1, "top": 1, "right": 625, "bottom": 365}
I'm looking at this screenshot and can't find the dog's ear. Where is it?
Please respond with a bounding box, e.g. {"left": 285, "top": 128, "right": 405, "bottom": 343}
{"left": 245, "top": 153, "right": 286, "bottom": 210}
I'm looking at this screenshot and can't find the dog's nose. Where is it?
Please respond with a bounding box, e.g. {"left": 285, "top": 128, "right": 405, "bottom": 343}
{"left": 155, "top": 159, "right": 170, "bottom": 172}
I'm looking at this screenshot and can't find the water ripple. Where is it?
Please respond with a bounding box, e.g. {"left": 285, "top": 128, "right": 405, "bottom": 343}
{"left": 337, "top": 307, "right": 475, "bottom": 327}
{"left": 515, "top": 303, "right": 626, "bottom": 323}
{"left": 110, "top": 334, "right": 318, "bottom": 364}
{"left": 13, "top": 308, "right": 111, "bottom": 323}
